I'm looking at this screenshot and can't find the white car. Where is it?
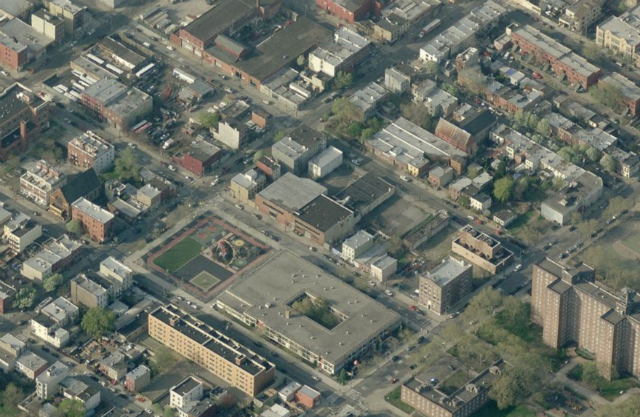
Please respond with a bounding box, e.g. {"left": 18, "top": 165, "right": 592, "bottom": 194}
{"left": 400, "top": 175, "right": 411, "bottom": 182}
{"left": 368, "top": 281, "right": 376, "bottom": 287}
{"left": 514, "top": 264, "right": 522, "bottom": 272}
{"left": 128, "top": 143, "right": 136, "bottom": 149}
{"left": 235, "top": 204, "right": 244, "bottom": 210}
{"left": 385, "top": 290, "right": 394, "bottom": 296}
{"left": 168, "top": 165, "right": 176, "bottom": 171}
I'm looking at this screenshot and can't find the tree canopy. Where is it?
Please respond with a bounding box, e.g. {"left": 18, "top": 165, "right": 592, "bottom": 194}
{"left": 14, "top": 286, "right": 36, "bottom": 310}
{"left": 198, "top": 112, "right": 219, "bottom": 130}
{"left": 114, "top": 147, "right": 141, "bottom": 183}
{"left": 493, "top": 177, "right": 514, "bottom": 203}
{"left": 334, "top": 71, "right": 354, "bottom": 89}
{"left": 66, "top": 220, "right": 83, "bottom": 236}
{"left": 81, "top": 307, "right": 116, "bottom": 339}
{"left": 43, "top": 273, "right": 63, "bottom": 293}
{"left": 58, "top": 398, "right": 86, "bottom": 417}
{"left": 600, "top": 154, "right": 617, "bottom": 172}
{"left": 332, "top": 97, "right": 359, "bottom": 124}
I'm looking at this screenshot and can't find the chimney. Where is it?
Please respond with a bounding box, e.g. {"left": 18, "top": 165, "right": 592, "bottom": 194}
{"left": 284, "top": 309, "right": 291, "bottom": 319}
{"left": 235, "top": 355, "right": 246, "bottom": 366}
{"left": 169, "top": 316, "right": 179, "bottom": 327}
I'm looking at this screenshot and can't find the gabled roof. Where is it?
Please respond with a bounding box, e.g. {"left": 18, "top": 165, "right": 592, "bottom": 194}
{"left": 435, "top": 118, "right": 472, "bottom": 151}
{"left": 58, "top": 169, "right": 101, "bottom": 203}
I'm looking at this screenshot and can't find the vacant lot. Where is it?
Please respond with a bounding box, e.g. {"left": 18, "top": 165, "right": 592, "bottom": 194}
{"left": 154, "top": 237, "right": 204, "bottom": 273}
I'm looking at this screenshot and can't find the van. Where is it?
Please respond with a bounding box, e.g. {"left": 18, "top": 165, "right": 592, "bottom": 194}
{"left": 143, "top": 42, "right": 151, "bottom": 48}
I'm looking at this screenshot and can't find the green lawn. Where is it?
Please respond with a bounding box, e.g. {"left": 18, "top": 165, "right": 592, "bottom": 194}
{"left": 599, "top": 377, "right": 640, "bottom": 401}
{"left": 153, "top": 237, "right": 204, "bottom": 273}
{"left": 385, "top": 386, "right": 414, "bottom": 414}
{"left": 471, "top": 401, "right": 536, "bottom": 417}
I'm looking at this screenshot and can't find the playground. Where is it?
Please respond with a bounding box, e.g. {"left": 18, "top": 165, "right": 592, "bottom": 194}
{"left": 146, "top": 215, "right": 270, "bottom": 300}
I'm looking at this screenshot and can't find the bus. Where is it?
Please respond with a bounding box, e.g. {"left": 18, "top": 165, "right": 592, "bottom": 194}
{"left": 420, "top": 19, "right": 441, "bottom": 37}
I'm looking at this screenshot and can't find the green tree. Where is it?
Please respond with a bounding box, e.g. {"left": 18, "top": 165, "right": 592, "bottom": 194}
{"left": 2, "top": 383, "right": 23, "bottom": 413}
{"left": 273, "top": 130, "right": 287, "bottom": 141}
{"left": 253, "top": 150, "right": 264, "bottom": 163}
{"left": 600, "top": 154, "right": 617, "bottom": 172}
{"left": 458, "top": 195, "right": 470, "bottom": 208}
{"left": 536, "top": 119, "right": 551, "bottom": 137}
{"left": 66, "top": 220, "right": 83, "bottom": 236}
{"left": 424, "top": 61, "right": 439, "bottom": 75}
{"left": 337, "top": 368, "right": 350, "bottom": 384}
{"left": 43, "top": 273, "right": 63, "bottom": 293}
{"left": 152, "top": 404, "right": 163, "bottom": 416}
{"left": 114, "top": 147, "right": 141, "bottom": 183}
{"left": 346, "top": 122, "right": 362, "bottom": 138}
{"left": 514, "top": 176, "right": 533, "bottom": 200}
{"left": 494, "top": 159, "right": 508, "bottom": 179}
{"left": 526, "top": 113, "right": 540, "bottom": 131}
{"left": 577, "top": 219, "right": 599, "bottom": 240}
{"left": 292, "top": 296, "right": 339, "bottom": 329}
{"left": 493, "top": 177, "right": 515, "bottom": 203}
{"left": 360, "top": 127, "right": 375, "bottom": 141}
{"left": 552, "top": 176, "right": 565, "bottom": 191}
{"left": 198, "top": 112, "right": 219, "bottom": 130}
{"left": 465, "top": 287, "right": 503, "bottom": 320}
{"left": 388, "top": 234, "right": 405, "bottom": 257}
{"left": 581, "top": 362, "right": 604, "bottom": 389}
{"left": 58, "top": 398, "right": 86, "bottom": 417}
{"left": 586, "top": 147, "right": 601, "bottom": 162}
{"left": 582, "top": 42, "right": 605, "bottom": 65}
{"left": 14, "top": 285, "right": 36, "bottom": 309}
{"left": 441, "top": 83, "right": 458, "bottom": 96}
{"left": 332, "top": 97, "right": 359, "bottom": 124}
{"left": 400, "top": 102, "right": 434, "bottom": 131}
{"left": 604, "top": 196, "right": 631, "bottom": 219}
{"left": 163, "top": 408, "right": 175, "bottom": 417}
{"left": 81, "top": 307, "right": 116, "bottom": 339}
{"left": 335, "top": 71, "right": 354, "bottom": 89}
{"left": 296, "top": 54, "right": 306, "bottom": 67}
{"left": 591, "top": 82, "right": 625, "bottom": 112}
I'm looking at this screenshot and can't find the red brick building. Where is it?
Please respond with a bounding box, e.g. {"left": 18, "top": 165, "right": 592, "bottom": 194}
{"left": 71, "top": 198, "right": 114, "bottom": 243}
{"left": 508, "top": 25, "right": 601, "bottom": 89}
{"left": 255, "top": 156, "right": 281, "bottom": 181}
{"left": 599, "top": 72, "right": 640, "bottom": 118}
{"left": 0, "top": 281, "right": 15, "bottom": 314}
{"left": 172, "top": 142, "right": 222, "bottom": 177}
{"left": 315, "top": 0, "right": 379, "bottom": 23}
{"left": 295, "top": 386, "right": 321, "bottom": 408}
{"left": 0, "top": 84, "right": 50, "bottom": 161}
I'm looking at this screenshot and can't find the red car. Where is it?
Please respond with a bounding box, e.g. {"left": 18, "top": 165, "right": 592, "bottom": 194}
{"left": 409, "top": 305, "right": 418, "bottom": 311}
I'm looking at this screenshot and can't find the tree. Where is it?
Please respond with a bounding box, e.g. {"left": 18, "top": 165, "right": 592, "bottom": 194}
{"left": 604, "top": 196, "right": 631, "bottom": 219}
{"left": 388, "top": 234, "right": 404, "bottom": 257}
{"left": 494, "top": 159, "right": 508, "bottom": 179}
{"left": 152, "top": 404, "right": 163, "bottom": 416}
{"left": 163, "top": 408, "right": 175, "bottom": 417}
{"left": 81, "top": 307, "right": 116, "bottom": 339}
{"left": 332, "top": 97, "right": 359, "bottom": 124}
{"left": 582, "top": 43, "right": 605, "bottom": 65}
{"left": 337, "top": 368, "right": 349, "bottom": 384}
{"left": 43, "top": 273, "right": 63, "bottom": 293}
{"left": 2, "top": 383, "right": 23, "bottom": 412}
{"left": 198, "top": 112, "right": 219, "bottom": 130}
{"left": 514, "top": 176, "right": 533, "bottom": 201}
{"left": 458, "top": 67, "right": 486, "bottom": 94}
{"left": 581, "top": 362, "right": 604, "bottom": 389}
{"left": 273, "top": 130, "right": 287, "bottom": 141}
{"left": 346, "top": 122, "right": 362, "bottom": 138}
{"left": 441, "top": 83, "right": 458, "bottom": 96}
{"left": 296, "top": 54, "right": 306, "bottom": 67}
{"left": 493, "top": 177, "right": 514, "bottom": 203}
{"left": 114, "top": 147, "right": 141, "bottom": 183}
{"left": 66, "top": 220, "right": 83, "bottom": 236}
{"left": 14, "top": 285, "right": 36, "bottom": 309}
{"left": 466, "top": 287, "right": 503, "bottom": 320}
{"left": 535, "top": 119, "right": 551, "bottom": 137}
{"left": 360, "top": 127, "right": 375, "bottom": 141}
{"left": 552, "top": 176, "right": 565, "bottom": 191}
{"left": 58, "top": 398, "right": 86, "bottom": 417}
{"left": 458, "top": 195, "right": 470, "bottom": 209}
{"left": 424, "top": 61, "right": 439, "bottom": 75}
{"left": 591, "top": 82, "right": 625, "bottom": 112}
{"left": 400, "top": 102, "right": 435, "bottom": 131}
{"left": 600, "top": 154, "right": 617, "bottom": 172}
{"left": 586, "top": 147, "right": 601, "bottom": 163}
{"left": 335, "top": 71, "right": 354, "bottom": 89}
{"left": 253, "top": 150, "right": 264, "bottom": 163}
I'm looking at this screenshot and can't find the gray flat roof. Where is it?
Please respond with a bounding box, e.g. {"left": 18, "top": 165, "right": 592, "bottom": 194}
{"left": 0, "top": 0, "right": 31, "bottom": 18}
{"left": 182, "top": 0, "right": 255, "bottom": 43}
{"left": 218, "top": 251, "right": 401, "bottom": 365}
{"left": 72, "top": 197, "right": 114, "bottom": 224}
{"left": 425, "top": 257, "right": 471, "bottom": 287}
{"left": 258, "top": 173, "right": 327, "bottom": 213}
{"left": 0, "top": 18, "right": 52, "bottom": 56}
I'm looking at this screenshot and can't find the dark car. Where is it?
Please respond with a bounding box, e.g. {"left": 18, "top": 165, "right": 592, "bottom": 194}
{"left": 391, "top": 356, "right": 400, "bottom": 362}
{"left": 270, "top": 351, "right": 278, "bottom": 357}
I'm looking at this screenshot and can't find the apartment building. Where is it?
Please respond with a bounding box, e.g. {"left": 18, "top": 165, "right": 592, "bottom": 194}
{"left": 507, "top": 25, "right": 601, "bottom": 89}
{"left": 70, "top": 275, "right": 109, "bottom": 309}
{"left": 309, "top": 27, "right": 371, "bottom": 77}
{"left": 31, "top": 10, "right": 65, "bottom": 42}
{"left": 0, "top": 84, "right": 49, "bottom": 160}
{"left": 148, "top": 305, "right": 275, "bottom": 396}
{"left": 230, "top": 169, "right": 266, "bottom": 204}
{"left": 559, "top": 0, "right": 604, "bottom": 35}
{"left": 20, "top": 160, "right": 67, "bottom": 206}
{"left": 451, "top": 225, "right": 513, "bottom": 274}
{"left": 125, "top": 365, "right": 151, "bottom": 392}
{"left": 271, "top": 125, "right": 327, "bottom": 174}
{"left": 3, "top": 213, "right": 42, "bottom": 253}
{"left": 401, "top": 360, "right": 505, "bottom": 417}
{"left": 170, "top": 376, "right": 204, "bottom": 409}
{"left": 43, "top": 0, "right": 86, "bottom": 34}
{"left": 532, "top": 258, "right": 640, "bottom": 379}
{"left": 67, "top": 131, "right": 115, "bottom": 173}
{"left": 342, "top": 230, "right": 375, "bottom": 263}
{"left": 0, "top": 19, "right": 52, "bottom": 71}
{"left": 36, "top": 362, "right": 69, "bottom": 399}
{"left": 21, "top": 235, "right": 82, "bottom": 282}
{"left": 15, "top": 351, "right": 47, "bottom": 379}
{"left": 71, "top": 198, "right": 114, "bottom": 243}
{"left": 596, "top": 5, "right": 640, "bottom": 67}
{"left": 598, "top": 72, "right": 640, "bottom": 118}
{"left": 419, "top": 257, "right": 472, "bottom": 315}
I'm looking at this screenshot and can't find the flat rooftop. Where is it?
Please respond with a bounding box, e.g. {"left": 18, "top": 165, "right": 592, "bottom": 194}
{"left": 172, "top": 376, "right": 202, "bottom": 396}
{"left": 233, "top": 16, "right": 331, "bottom": 82}
{"left": 0, "top": 18, "right": 52, "bottom": 56}
{"left": 258, "top": 173, "right": 327, "bottom": 213}
{"left": 334, "top": 173, "right": 395, "bottom": 215}
{"left": 425, "top": 257, "right": 471, "bottom": 287}
{"left": 218, "top": 251, "right": 401, "bottom": 365}
{"left": 296, "top": 195, "right": 353, "bottom": 233}
{"left": 72, "top": 197, "right": 114, "bottom": 224}
{"left": 311, "top": 27, "right": 370, "bottom": 68}
{"left": 150, "top": 305, "right": 272, "bottom": 376}
{"left": 182, "top": 0, "right": 256, "bottom": 44}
